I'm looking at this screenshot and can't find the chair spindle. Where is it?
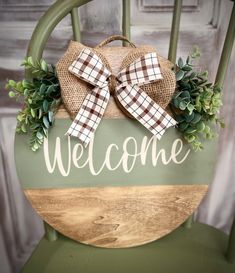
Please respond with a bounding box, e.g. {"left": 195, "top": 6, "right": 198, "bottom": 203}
{"left": 44, "top": 222, "right": 58, "bottom": 242}
{"left": 122, "top": 0, "right": 131, "bottom": 46}
{"left": 71, "top": 8, "right": 81, "bottom": 42}
{"left": 183, "top": 214, "right": 194, "bottom": 229}
{"left": 168, "top": 0, "right": 183, "bottom": 63}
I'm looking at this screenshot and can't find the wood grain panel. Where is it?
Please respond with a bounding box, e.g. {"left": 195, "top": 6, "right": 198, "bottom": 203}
{"left": 25, "top": 185, "right": 208, "bottom": 248}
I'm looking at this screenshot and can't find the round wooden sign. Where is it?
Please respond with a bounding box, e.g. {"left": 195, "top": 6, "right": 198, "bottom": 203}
{"left": 15, "top": 106, "right": 217, "bottom": 248}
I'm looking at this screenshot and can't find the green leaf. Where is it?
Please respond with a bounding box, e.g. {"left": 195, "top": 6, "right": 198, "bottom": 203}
{"left": 175, "top": 115, "right": 185, "bottom": 123}
{"left": 21, "top": 124, "right": 27, "bottom": 133}
{"left": 186, "top": 56, "right": 190, "bottom": 64}
{"left": 43, "top": 100, "right": 49, "bottom": 112}
{"left": 196, "top": 121, "right": 205, "bottom": 132}
{"left": 185, "top": 112, "right": 195, "bottom": 122}
{"left": 172, "top": 97, "right": 179, "bottom": 108}
{"left": 47, "top": 85, "right": 55, "bottom": 94}
{"left": 8, "top": 91, "right": 16, "bottom": 98}
{"left": 38, "top": 108, "right": 43, "bottom": 119}
{"left": 178, "top": 57, "right": 184, "bottom": 69}
{"left": 179, "top": 122, "right": 189, "bottom": 131}
{"left": 27, "top": 56, "right": 34, "bottom": 66}
{"left": 48, "top": 111, "right": 53, "bottom": 123}
{"left": 181, "top": 91, "right": 190, "bottom": 99}
{"left": 179, "top": 101, "right": 187, "bottom": 110}
{"left": 8, "top": 79, "right": 16, "bottom": 87}
{"left": 30, "top": 108, "right": 36, "bottom": 118}
{"left": 30, "top": 123, "right": 40, "bottom": 129}
{"left": 40, "top": 60, "right": 48, "bottom": 72}
{"left": 185, "top": 134, "right": 196, "bottom": 143}
{"left": 191, "top": 113, "right": 201, "bottom": 124}
{"left": 189, "top": 72, "right": 197, "bottom": 79}
{"left": 36, "top": 131, "right": 44, "bottom": 140}
{"left": 187, "top": 104, "right": 195, "bottom": 115}
{"left": 39, "top": 83, "right": 47, "bottom": 94}
{"left": 191, "top": 46, "right": 201, "bottom": 59}
{"left": 17, "top": 114, "right": 23, "bottom": 122}
{"left": 43, "top": 116, "right": 50, "bottom": 128}
{"left": 24, "top": 89, "right": 29, "bottom": 96}
{"left": 22, "top": 79, "right": 29, "bottom": 88}
{"left": 185, "top": 127, "right": 197, "bottom": 134}
{"left": 182, "top": 66, "right": 192, "bottom": 71}
{"left": 176, "top": 70, "right": 185, "bottom": 81}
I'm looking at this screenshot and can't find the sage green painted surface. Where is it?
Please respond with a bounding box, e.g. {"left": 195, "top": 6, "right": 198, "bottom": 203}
{"left": 15, "top": 119, "right": 217, "bottom": 189}
{"left": 21, "top": 223, "right": 235, "bottom": 273}
{"left": 71, "top": 8, "right": 81, "bottom": 42}
{"left": 227, "top": 218, "right": 235, "bottom": 263}
{"left": 44, "top": 222, "right": 58, "bottom": 242}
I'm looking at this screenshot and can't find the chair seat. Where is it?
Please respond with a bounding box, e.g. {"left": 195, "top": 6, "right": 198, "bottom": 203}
{"left": 21, "top": 223, "right": 235, "bottom": 273}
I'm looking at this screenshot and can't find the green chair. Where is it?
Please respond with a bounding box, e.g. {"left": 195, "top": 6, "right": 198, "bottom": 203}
{"left": 20, "top": 0, "right": 235, "bottom": 272}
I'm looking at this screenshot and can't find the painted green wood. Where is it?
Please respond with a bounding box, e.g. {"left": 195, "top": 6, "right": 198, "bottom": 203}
{"left": 168, "top": 0, "right": 182, "bottom": 63}
{"left": 14, "top": 119, "right": 217, "bottom": 189}
{"left": 227, "top": 217, "right": 235, "bottom": 263}
{"left": 26, "top": 0, "right": 92, "bottom": 62}
{"left": 44, "top": 222, "right": 58, "bottom": 242}
{"left": 21, "top": 223, "right": 235, "bottom": 273}
{"left": 215, "top": 1, "right": 235, "bottom": 88}
{"left": 122, "top": 0, "right": 131, "bottom": 46}
{"left": 182, "top": 214, "right": 194, "bottom": 229}
{"left": 70, "top": 8, "right": 81, "bottom": 42}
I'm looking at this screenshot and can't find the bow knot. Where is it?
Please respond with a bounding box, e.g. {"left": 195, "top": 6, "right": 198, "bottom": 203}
{"left": 66, "top": 48, "right": 177, "bottom": 146}
{"left": 108, "top": 74, "right": 118, "bottom": 95}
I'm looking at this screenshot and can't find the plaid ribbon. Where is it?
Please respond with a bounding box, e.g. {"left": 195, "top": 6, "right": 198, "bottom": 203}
{"left": 66, "top": 48, "right": 177, "bottom": 146}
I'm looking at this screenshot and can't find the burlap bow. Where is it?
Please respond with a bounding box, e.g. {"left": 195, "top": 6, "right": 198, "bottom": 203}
{"left": 66, "top": 48, "right": 177, "bottom": 146}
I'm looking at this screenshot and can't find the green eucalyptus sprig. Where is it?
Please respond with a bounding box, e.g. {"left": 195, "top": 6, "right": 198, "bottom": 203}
{"left": 6, "top": 57, "right": 61, "bottom": 151}
{"left": 6, "top": 49, "right": 224, "bottom": 153}
{"left": 171, "top": 47, "right": 224, "bottom": 151}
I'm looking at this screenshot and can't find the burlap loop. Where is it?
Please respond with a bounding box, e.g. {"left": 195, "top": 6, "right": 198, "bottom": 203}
{"left": 56, "top": 37, "right": 176, "bottom": 120}
{"left": 96, "top": 35, "right": 137, "bottom": 48}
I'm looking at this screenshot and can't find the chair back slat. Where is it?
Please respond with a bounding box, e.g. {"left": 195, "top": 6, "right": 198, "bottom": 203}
{"left": 168, "top": 0, "right": 182, "bottom": 63}
{"left": 71, "top": 8, "right": 81, "bottom": 42}
{"left": 122, "top": 0, "right": 131, "bottom": 46}
{"left": 215, "top": 2, "right": 235, "bottom": 88}
{"left": 26, "top": 0, "right": 92, "bottom": 62}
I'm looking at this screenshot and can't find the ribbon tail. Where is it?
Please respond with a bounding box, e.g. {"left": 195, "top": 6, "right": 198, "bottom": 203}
{"left": 66, "top": 86, "right": 110, "bottom": 146}
{"left": 116, "top": 85, "right": 177, "bottom": 140}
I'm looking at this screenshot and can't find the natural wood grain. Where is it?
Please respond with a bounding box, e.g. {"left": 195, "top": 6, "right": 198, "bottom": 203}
{"left": 24, "top": 185, "right": 208, "bottom": 248}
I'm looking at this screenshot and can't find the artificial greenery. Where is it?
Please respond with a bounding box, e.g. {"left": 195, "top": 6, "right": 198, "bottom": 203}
{"left": 171, "top": 47, "right": 224, "bottom": 151}
{"left": 6, "top": 57, "right": 61, "bottom": 151}
{"left": 6, "top": 48, "right": 224, "bottom": 152}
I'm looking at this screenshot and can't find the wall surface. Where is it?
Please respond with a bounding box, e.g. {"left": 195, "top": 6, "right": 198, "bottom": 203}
{"left": 0, "top": 0, "right": 235, "bottom": 272}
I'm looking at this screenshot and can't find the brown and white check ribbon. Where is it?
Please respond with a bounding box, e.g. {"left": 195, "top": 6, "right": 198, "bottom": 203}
{"left": 66, "top": 48, "right": 177, "bottom": 146}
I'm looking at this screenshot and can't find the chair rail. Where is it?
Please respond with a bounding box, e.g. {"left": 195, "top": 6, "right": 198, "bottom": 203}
{"left": 27, "top": 0, "right": 92, "bottom": 61}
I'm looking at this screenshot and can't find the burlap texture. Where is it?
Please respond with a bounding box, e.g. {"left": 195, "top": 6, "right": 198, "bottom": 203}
{"left": 56, "top": 40, "right": 176, "bottom": 119}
